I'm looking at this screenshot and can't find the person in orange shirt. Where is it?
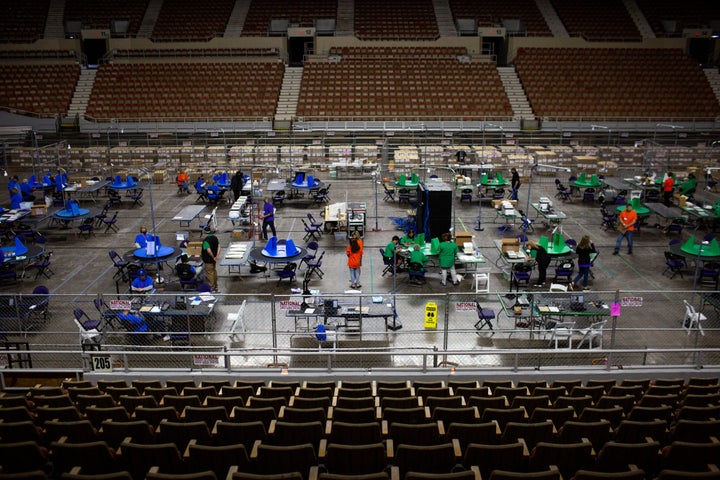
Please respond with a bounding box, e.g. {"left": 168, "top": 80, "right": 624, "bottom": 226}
{"left": 613, "top": 203, "right": 638, "bottom": 255}
{"left": 662, "top": 171, "right": 674, "bottom": 206}
{"left": 346, "top": 231, "right": 364, "bottom": 289}
{"left": 176, "top": 170, "right": 190, "bottom": 194}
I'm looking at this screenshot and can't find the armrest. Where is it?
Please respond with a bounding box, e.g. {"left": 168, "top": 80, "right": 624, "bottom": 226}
{"left": 308, "top": 465, "right": 320, "bottom": 480}
{"left": 386, "top": 438, "right": 394, "bottom": 459}
{"left": 226, "top": 465, "right": 239, "bottom": 480}
{"left": 267, "top": 419, "right": 277, "bottom": 434}
{"left": 183, "top": 439, "right": 197, "bottom": 460}
{"left": 250, "top": 439, "right": 261, "bottom": 459}
{"left": 389, "top": 466, "right": 400, "bottom": 480}
{"left": 451, "top": 438, "right": 462, "bottom": 459}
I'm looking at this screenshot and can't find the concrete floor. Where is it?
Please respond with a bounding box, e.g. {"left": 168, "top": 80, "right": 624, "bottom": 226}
{"left": 2, "top": 169, "right": 719, "bottom": 370}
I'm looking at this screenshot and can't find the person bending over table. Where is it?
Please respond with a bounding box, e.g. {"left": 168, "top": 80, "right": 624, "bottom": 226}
{"left": 572, "top": 235, "right": 596, "bottom": 291}
{"left": 679, "top": 173, "right": 697, "bottom": 197}
{"left": 400, "top": 230, "right": 417, "bottom": 247}
{"left": 613, "top": 203, "right": 637, "bottom": 256}
{"left": 131, "top": 268, "right": 154, "bottom": 293}
{"left": 662, "top": 171, "right": 675, "bottom": 206}
{"left": 176, "top": 253, "right": 202, "bottom": 280}
{"left": 410, "top": 244, "right": 428, "bottom": 270}
{"left": 527, "top": 240, "right": 551, "bottom": 287}
{"left": 438, "top": 232, "right": 460, "bottom": 286}
{"left": 118, "top": 309, "right": 149, "bottom": 333}
{"left": 20, "top": 178, "right": 36, "bottom": 203}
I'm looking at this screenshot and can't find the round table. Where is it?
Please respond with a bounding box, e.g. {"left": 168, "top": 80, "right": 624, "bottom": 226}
{"left": 123, "top": 246, "right": 183, "bottom": 267}
{"left": 248, "top": 246, "right": 307, "bottom": 266}
{"left": 1, "top": 244, "right": 44, "bottom": 266}
{"left": 52, "top": 208, "right": 99, "bottom": 228}
{"left": 670, "top": 242, "right": 720, "bottom": 263}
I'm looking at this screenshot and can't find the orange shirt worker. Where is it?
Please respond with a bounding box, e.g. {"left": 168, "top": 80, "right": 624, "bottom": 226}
{"left": 613, "top": 203, "right": 637, "bottom": 255}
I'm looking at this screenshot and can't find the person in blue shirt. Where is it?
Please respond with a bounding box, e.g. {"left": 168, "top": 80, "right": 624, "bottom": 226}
{"left": 134, "top": 226, "right": 152, "bottom": 249}
{"left": 20, "top": 179, "right": 36, "bottom": 203}
{"left": 10, "top": 187, "right": 23, "bottom": 209}
{"left": 131, "top": 268, "right": 154, "bottom": 293}
{"left": 260, "top": 198, "right": 276, "bottom": 240}
{"left": 55, "top": 168, "right": 67, "bottom": 192}
{"left": 7, "top": 175, "right": 20, "bottom": 194}
{"left": 118, "top": 309, "right": 148, "bottom": 333}
{"left": 195, "top": 175, "right": 207, "bottom": 192}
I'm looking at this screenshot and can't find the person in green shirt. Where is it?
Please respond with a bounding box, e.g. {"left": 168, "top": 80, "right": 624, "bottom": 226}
{"left": 400, "top": 230, "right": 417, "bottom": 247}
{"left": 409, "top": 244, "right": 428, "bottom": 270}
{"left": 384, "top": 235, "right": 403, "bottom": 269}
{"left": 437, "top": 232, "right": 459, "bottom": 286}
{"left": 679, "top": 173, "right": 697, "bottom": 197}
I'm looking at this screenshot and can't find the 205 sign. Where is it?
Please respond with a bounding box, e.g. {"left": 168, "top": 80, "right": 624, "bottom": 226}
{"left": 91, "top": 355, "right": 112, "bottom": 372}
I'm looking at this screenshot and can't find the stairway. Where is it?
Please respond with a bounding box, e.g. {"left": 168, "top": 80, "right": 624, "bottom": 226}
{"left": 225, "top": 0, "right": 252, "bottom": 37}
{"left": 137, "top": 0, "right": 163, "bottom": 38}
{"left": 704, "top": 68, "right": 720, "bottom": 105}
{"left": 335, "top": 0, "right": 355, "bottom": 36}
{"left": 275, "top": 67, "right": 303, "bottom": 129}
{"left": 497, "top": 66, "right": 534, "bottom": 121}
{"left": 535, "top": 0, "right": 569, "bottom": 38}
{"left": 44, "top": 0, "right": 66, "bottom": 39}
{"left": 433, "top": 0, "right": 457, "bottom": 37}
{"left": 623, "top": 0, "right": 655, "bottom": 38}
{"left": 67, "top": 67, "right": 96, "bottom": 118}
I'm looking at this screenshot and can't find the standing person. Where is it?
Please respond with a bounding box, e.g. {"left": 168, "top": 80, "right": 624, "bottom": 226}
{"left": 437, "top": 232, "right": 459, "bottom": 286}
{"left": 9, "top": 188, "right": 22, "bottom": 209}
{"left": 572, "top": 235, "right": 597, "bottom": 290}
{"left": 259, "top": 198, "right": 276, "bottom": 241}
{"left": 230, "top": 170, "right": 244, "bottom": 202}
{"left": 527, "top": 240, "right": 551, "bottom": 287}
{"left": 510, "top": 168, "right": 521, "bottom": 201}
{"left": 176, "top": 170, "right": 190, "bottom": 194}
{"left": 202, "top": 231, "right": 220, "bottom": 292}
{"left": 662, "top": 171, "right": 675, "bottom": 206}
{"left": 613, "top": 203, "right": 637, "bottom": 255}
{"left": 7, "top": 175, "right": 19, "bottom": 194}
{"left": 346, "top": 231, "right": 364, "bottom": 289}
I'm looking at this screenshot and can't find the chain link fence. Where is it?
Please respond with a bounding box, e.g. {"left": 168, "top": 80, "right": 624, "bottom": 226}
{"left": 1, "top": 289, "right": 718, "bottom": 373}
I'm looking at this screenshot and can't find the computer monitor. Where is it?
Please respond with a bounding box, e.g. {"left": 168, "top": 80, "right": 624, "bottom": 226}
{"left": 175, "top": 295, "right": 186, "bottom": 310}
{"left": 570, "top": 294, "right": 583, "bottom": 304}
{"left": 324, "top": 299, "right": 338, "bottom": 315}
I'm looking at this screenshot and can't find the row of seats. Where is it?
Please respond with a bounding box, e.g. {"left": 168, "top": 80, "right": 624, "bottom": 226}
{"left": 328, "top": 47, "right": 468, "bottom": 58}
{"left": 549, "top": 0, "right": 642, "bottom": 41}
{"left": 636, "top": 0, "right": 720, "bottom": 38}
{"left": 0, "top": 0, "right": 50, "bottom": 43}
{"left": 448, "top": 0, "right": 553, "bottom": 36}
{"left": 0, "top": 64, "right": 79, "bottom": 115}
{"left": 63, "top": 0, "right": 147, "bottom": 36}
{"left": 353, "top": 0, "right": 439, "bottom": 41}
{"left": 241, "top": 0, "right": 337, "bottom": 36}
{"left": 111, "top": 48, "right": 280, "bottom": 59}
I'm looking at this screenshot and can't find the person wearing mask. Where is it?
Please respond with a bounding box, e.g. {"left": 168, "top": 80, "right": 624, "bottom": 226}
{"left": 438, "top": 232, "right": 460, "bottom": 286}
{"left": 195, "top": 174, "right": 207, "bottom": 192}
{"left": 613, "top": 203, "right": 637, "bottom": 255}
{"left": 9, "top": 187, "right": 22, "bottom": 210}
{"left": 201, "top": 231, "right": 220, "bottom": 292}
{"left": 346, "top": 231, "right": 364, "bottom": 289}
{"left": 409, "top": 243, "right": 428, "bottom": 269}
{"left": 527, "top": 240, "right": 551, "bottom": 287}
{"left": 571, "top": 235, "right": 597, "bottom": 291}
{"left": 230, "top": 170, "right": 244, "bottom": 202}
{"left": 134, "top": 226, "right": 153, "bottom": 249}
{"left": 662, "top": 171, "right": 675, "bottom": 206}
{"left": 131, "top": 268, "right": 154, "bottom": 293}
{"left": 510, "top": 168, "right": 521, "bottom": 201}
{"left": 260, "top": 198, "right": 276, "bottom": 241}
{"left": 384, "top": 235, "right": 403, "bottom": 269}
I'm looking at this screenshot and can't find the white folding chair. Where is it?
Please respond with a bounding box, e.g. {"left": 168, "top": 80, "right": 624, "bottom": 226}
{"left": 474, "top": 268, "right": 491, "bottom": 294}
{"left": 682, "top": 300, "right": 707, "bottom": 336}
{"left": 577, "top": 320, "right": 607, "bottom": 349}
{"left": 550, "top": 321, "right": 575, "bottom": 349}
{"left": 549, "top": 283, "right": 568, "bottom": 292}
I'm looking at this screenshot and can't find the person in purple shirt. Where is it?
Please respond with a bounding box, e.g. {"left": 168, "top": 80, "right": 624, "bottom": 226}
{"left": 260, "top": 198, "right": 276, "bottom": 241}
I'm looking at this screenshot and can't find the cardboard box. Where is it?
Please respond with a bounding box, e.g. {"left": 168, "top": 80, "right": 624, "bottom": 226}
{"left": 232, "top": 229, "right": 249, "bottom": 240}
{"left": 31, "top": 204, "right": 47, "bottom": 217}
{"left": 492, "top": 199, "right": 517, "bottom": 209}
{"left": 186, "top": 241, "right": 203, "bottom": 257}
{"left": 501, "top": 238, "right": 520, "bottom": 253}
{"left": 455, "top": 231, "right": 472, "bottom": 247}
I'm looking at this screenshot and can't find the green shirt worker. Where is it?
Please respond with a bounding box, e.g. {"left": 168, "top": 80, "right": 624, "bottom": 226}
{"left": 384, "top": 236, "right": 403, "bottom": 268}
{"left": 409, "top": 244, "right": 428, "bottom": 270}
{"left": 400, "top": 230, "right": 417, "bottom": 247}
{"left": 437, "top": 232, "right": 459, "bottom": 286}
{"left": 679, "top": 173, "right": 697, "bottom": 196}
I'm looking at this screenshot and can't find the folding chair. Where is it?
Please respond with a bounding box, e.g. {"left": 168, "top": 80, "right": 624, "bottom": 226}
{"left": 200, "top": 207, "right": 217, "bottom": 235}
{"left": 103, "top": 211, "right": 119, "bottom": 232}
{"left": 302, "top": 218, "right": 321, "bottom": 241}
{"left": 383, "top": 184, "right": 396, "bottom": 201}
{"left": 475, "top": 300, "right": 496, "bottom": 331}
{"left": 22, "top": 251, "right": 54, "bottom": 280}
{"left": 129, "top": 189, "right": 144, "bottom": 207}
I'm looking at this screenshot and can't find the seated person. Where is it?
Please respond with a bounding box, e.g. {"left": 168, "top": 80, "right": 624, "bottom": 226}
{"left": 176, "top": 253, "right": 202, "bottom": 279}
{"left": 679, "top": 173, "right": 697, "bottom": 196}
{"left": 20, "top": 179, "right": 36, "bottom": 203}
{"left": 384, "top": 235, "right": 404, "bottom": 269}
{"left": 400, "top": 230, "right": 417, "bottom": 247}
{"left": 131, "top": 268, "right": 154, "bottom": 293}
{"left": 118, "top": 309, "right": 148, "bottom": 333}
{"left": 134, "top": 226, "right": 152, "bottom": 249}
{"left": 195, "top": 175, "right": 207, "bottom": 192}
{"left": 409, "top": 244, "right": 428, "bottom": 271}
